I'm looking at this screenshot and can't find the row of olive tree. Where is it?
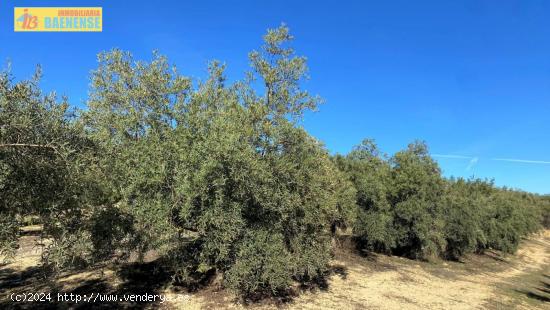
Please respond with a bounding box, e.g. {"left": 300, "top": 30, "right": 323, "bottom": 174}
{"left": 335, "top": 139, "right": 546, "bottom": 261}
{"left": 1, "top": 25, "right": 547, "bottom": 298}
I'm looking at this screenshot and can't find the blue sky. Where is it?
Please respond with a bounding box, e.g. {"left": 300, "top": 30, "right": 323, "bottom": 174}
{"left": 1, "top": 1, "right": 549, "bottom": 194}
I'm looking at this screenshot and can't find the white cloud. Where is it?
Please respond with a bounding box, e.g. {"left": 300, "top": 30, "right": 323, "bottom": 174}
{"left": 491, "top": 158, "right": 550, "bottom": 165}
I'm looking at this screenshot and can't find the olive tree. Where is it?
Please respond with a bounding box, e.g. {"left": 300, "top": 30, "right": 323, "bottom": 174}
{"left": 83, "top": 49, "right": 191, "bottom": 258}
{"left": 334, "top": 139, "right": 394, "bottom": 252}
{"left": 82, "top": 25, "right": 355, "bottom": 296}
{"left": 170, "top": 25, "right": 354, "bottom": 296}
{"left": 442, "top": 178, "right": 490, "bottom": 259}
{"left": 0, "top": 67, "right": 105, "bottom": 267}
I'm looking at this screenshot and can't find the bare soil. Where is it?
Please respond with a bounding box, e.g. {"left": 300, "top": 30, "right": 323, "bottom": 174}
{"left": 1, "top": 228, "right": 548, "bottom": 309}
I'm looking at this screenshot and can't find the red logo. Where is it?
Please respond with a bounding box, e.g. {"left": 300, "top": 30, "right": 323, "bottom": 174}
{"left": 16, "top": 9, "right": 38, "bottom": 29}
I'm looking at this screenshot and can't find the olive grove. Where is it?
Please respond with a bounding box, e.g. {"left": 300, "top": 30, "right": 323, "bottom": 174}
{"left": 1, "top": 25, "right": 548, "bottom": 297}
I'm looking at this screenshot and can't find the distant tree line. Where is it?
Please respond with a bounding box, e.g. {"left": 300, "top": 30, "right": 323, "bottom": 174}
{"left": 334, "top": 140, "right": 546, "bottom": 260}
{"left": 1, "top": 25, "right": 548, "bottom": 297}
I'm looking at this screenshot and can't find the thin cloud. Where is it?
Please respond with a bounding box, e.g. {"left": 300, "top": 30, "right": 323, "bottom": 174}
{"left": 433, "top": 154, "right": 550, "bottom": 169}
{"left": 432, "top": 154, "right": 474, "bottom": 159}
{"left": 432, "top": 154, "right": 479, "bottom": 171}
{"left": 466, "top": 157, "right": 479, "bottom": 171}
{"left": 491, "top": 158, "right": 550, "bottom": 165}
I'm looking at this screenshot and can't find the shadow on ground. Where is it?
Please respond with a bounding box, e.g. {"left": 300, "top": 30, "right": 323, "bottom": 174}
{"left": 0, "top": 261, "right": 173, "bottom": 309}
{"left": 1, "top": 258, "right": 352, "bottom": 309}
{"left": 512, "top": 275, "right": 550, "bottom": 305}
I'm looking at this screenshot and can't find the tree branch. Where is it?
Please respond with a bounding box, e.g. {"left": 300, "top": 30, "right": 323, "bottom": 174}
{"left": 0, "top": 143, "right": 57, "bottom": 150}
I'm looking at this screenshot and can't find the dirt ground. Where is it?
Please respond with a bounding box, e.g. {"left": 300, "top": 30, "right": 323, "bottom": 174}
{"left": 1, "top": 228, "right": 549, "bottom": 309}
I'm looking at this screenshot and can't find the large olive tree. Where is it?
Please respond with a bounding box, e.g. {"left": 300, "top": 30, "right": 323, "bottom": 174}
{"left": 83, "top": 25, "right": 355, "bottom": 296}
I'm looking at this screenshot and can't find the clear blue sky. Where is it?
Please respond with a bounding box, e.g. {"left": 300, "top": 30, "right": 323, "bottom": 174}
{"left": 1, "top": 1, "right": 549, "bottom": 194}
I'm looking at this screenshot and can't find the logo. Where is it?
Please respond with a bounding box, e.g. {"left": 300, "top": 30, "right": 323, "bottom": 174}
{"left": 14, "top": 7, "right": 102, "bottom": 32}
{"left": 16, "top": 8, "right": 38, "bottom": 29}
